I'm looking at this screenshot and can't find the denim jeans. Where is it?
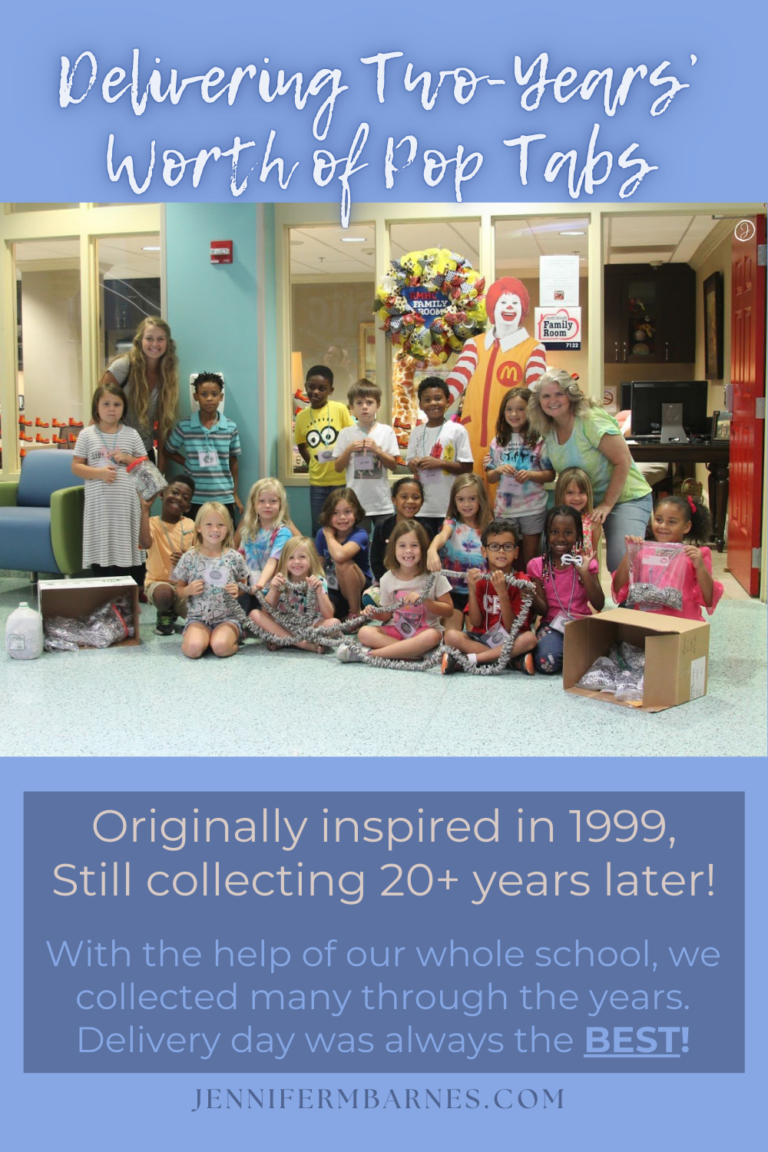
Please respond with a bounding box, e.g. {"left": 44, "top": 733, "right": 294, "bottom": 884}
{"left": 602, "top": 493, "right": 653, "bottom": 572}
{"left": 310, "top": 485, "right": 342, "bottom": 537}
{"left": 533, "top": 625, "right": 565, "bottom": 675}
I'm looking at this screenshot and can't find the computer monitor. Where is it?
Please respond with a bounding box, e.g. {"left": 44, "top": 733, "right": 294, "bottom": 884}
{"left": 630, "top": 381, "right": 710, "bottom": 441}
{"left": 620, "top": 382, "right": 633, "bottom": 411}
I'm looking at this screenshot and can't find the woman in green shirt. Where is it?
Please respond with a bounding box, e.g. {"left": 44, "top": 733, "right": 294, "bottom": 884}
{"left": 528, "top": 369, "right": 652, "bottom": 572}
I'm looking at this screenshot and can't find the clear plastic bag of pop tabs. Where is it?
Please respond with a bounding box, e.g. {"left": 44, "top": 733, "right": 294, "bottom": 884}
{"left": 43, "top": 595, "right": 135, "bottom": 651}
{"left": 576, "top": 642, "right": 645, "bottom": 697}
{"left": 132, "top": 459, "right": 168, "bottom": 502}
{"left": 625, "top": 541, "right": 686, "bottom": 612}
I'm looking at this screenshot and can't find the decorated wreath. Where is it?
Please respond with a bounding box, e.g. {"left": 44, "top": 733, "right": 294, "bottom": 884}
{"left": 373, "top": 247, "right": 486, "bottom": 364}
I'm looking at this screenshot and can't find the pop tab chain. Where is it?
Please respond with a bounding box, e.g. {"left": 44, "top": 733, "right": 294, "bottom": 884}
{"left": 217, "top": 572, "right": 534, "bottom": 674}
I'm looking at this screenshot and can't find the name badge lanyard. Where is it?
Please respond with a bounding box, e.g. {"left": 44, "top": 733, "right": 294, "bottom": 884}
{"left": 551, "top": 563, "right": 578, "bottom": 620}
{"left": 96, "top": 426, "right": 120, "bottom": 459}
{"left": 199, "top": 417, "right": 220, "bottom": 461}
{"left": 161, "top": 521, "right": 192, "bottom": 555}
{"left": 418, "top": 423, "right": 444, "bottom": 459}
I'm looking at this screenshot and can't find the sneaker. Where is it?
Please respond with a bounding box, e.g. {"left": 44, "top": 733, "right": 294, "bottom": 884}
{"left": 155, "top": 609, "right": 176, "bottom": 636}
{"left": 511, "top": 652, "right": 535, "bottom": 675}
{"left": 337, "top": 644, "right": 366, "bottom": 664}
{"left": 441, "top": 651, "right": 462, "bottom": 675}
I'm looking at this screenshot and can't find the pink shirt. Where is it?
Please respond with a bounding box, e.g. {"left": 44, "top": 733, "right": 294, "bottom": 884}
{"left": 612, "top": 544, "right": 722, "bottom": 622}
{"left": 527, "top": 556, "right": 599, "bottom": 626}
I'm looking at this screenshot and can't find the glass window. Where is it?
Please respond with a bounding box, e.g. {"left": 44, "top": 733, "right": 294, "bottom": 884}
{"left": 494, "top": 214, "right": 589, "bottom": 384}
{"left": 387, "top": 220, "right": 480, "bottom": 455}
{"left": 288, "top": 222, "right": 375, "bottom": 475}
{"left": 97, "top": 234, "right": 162, "bottom": 375}
{"left": 13, "top": 238, "right": 83, "bottom": 466}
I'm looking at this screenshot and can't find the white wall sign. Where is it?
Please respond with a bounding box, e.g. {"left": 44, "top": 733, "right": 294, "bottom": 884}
{"left": 539, "top": 254, "right": 580, "bottom": 306}
{"left": 535, "top": 306, "right": 582, "bottom": 350}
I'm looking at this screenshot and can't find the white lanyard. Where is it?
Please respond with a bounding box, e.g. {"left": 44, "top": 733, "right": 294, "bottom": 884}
{"left": 550, "top": 563, "right": 578, "bottom": 618}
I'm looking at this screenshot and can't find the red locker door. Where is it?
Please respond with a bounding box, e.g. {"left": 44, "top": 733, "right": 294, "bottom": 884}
{"left": 728, "top": 215, "right": 766, "bottom": 596}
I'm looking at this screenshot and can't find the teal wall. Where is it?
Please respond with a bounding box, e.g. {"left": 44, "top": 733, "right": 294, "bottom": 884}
{"left": 164, "top": 203, "right": 312, "bottom": 535}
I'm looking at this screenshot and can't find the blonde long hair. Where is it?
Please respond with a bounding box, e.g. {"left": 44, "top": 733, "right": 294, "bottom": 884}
{"left": 191, "top": 503, "right": 235, "bottom": 553}
{"left": 107, "top": 316, "right": 179, "bottom": 444}
{"left": 277, "top": 536, "right": 324, "bottom": 579}
{"left": 241, "top": 478, "right": 290, "bottom": 541}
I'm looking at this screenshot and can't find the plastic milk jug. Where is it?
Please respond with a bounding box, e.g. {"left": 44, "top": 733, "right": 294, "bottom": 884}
{"left": 5, "top": 601, "right": 44, "bottom": 660}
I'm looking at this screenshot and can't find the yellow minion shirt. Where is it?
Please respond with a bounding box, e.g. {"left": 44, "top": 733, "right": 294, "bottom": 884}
{"left": 294, "top": 401, "right": 354, "bottom": 486}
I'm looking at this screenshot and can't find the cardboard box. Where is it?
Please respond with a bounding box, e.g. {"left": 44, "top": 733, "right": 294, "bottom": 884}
{"left": 563, "top": 608, "right": 709, "bottom": 712}
{"left": 38, "top": 576, "right": 140, "bottom": 649}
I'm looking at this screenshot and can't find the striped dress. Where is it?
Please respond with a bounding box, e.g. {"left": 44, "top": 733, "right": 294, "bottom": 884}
{"left": 74, "top": 425, "right": 146, "bottom": 568}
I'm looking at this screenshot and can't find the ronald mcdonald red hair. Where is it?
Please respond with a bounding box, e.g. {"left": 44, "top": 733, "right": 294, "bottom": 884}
{"left": 485, "top": 277, "right": 531, "bottom": 324}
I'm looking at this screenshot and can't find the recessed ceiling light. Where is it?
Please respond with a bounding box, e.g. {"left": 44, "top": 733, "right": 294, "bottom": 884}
{"left": 340, "top": 236, "right": 367, "bottom": 243}
{"left": 142, "top": 245, "right": 161, "bottom": 251}
{"left": 559, "top": 230, "right": 586, "bottom": 237}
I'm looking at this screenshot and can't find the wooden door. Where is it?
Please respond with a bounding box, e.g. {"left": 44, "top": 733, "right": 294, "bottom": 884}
{"left": 728, "top": 215, "right": 766, "bottom": 595}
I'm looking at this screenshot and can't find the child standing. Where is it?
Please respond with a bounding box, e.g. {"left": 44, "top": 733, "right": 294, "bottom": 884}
{"left": 485, "top": 387, "right": 554, "bottom": 568}
{"left": 249, "top": 536, "right": 339, "bottom": 653}
{"left": 612, "top": 495, "right": 723, "bottom": 620}
{"left": 370, "top": 477, "right": 426, "bottom": 582}
{"left": 406, "top": 377, "right": 474, "bottom": 537}
{"left": 555, "top": 467, "right": 602, "bottom": 562}
{"left": 527, "top": 505, "right": 605, "bottom": 675}
{"left": 337, "top": 520, "right": 453, "bottom": 664}
{"left": 174, "top": 503, "right": 251, "bottom": 659}
{"left": 235, "top": 479, "right": 295, "bottom": 609}
{"left": 72, "top": 383, "right": 147, "bottom": 583}
{"left": 138, "top": 474, "right": 196, "bottom": 635}
{"left": 333, "top": 379, "right": 399, "bottom": 529}
{"left": 441, "top": 519, "right": 537, "bottom": 673}
{"left": 315, "top": 488, "right": 372, "bottom": 618}
{"left": 294, "top": 365, "right": 354, "bottom": 535}
{"left": 164, "top": 372, "right": 243, "bottom": 524}
{"left": 427, "top": 474, "right": 490, "bottom": 632}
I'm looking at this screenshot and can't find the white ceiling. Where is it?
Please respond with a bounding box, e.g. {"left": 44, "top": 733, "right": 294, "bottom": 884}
{"left": 290, "top": 214, "right": 725, "bottom": 277}
{"left": 10, "top": 213, "right": 727, "bottom": 281}
{"left": 15, "top": 235, "right": 161, "bottom": 280}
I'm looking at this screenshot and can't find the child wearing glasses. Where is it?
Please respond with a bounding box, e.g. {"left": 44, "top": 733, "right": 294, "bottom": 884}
{"left": 441, "top": 520, "right": 537, "bottom": 673}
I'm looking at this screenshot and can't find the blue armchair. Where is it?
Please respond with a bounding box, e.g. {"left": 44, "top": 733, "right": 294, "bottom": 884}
{"left": 0, "top": 450, "right": 84, "bottom": 577}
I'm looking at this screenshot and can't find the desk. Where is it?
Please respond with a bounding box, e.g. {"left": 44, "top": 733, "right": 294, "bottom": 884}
{"left": 629, "top": 440, "right": 730, "bottom": 551}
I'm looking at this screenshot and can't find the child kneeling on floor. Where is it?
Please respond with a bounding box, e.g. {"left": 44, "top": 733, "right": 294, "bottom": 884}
{"left": 441, "top": 519, "right": 537, "bottom": 674}
{"left": 139, "top": 474, "right": 196, "bottom": 635}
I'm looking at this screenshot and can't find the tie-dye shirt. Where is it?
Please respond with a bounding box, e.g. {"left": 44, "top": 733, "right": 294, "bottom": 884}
{"left": 439, "top": 519, "right": 484, "bottom": 594}
{"left": 486, "top": 433, "right": 552, "bottom": 518}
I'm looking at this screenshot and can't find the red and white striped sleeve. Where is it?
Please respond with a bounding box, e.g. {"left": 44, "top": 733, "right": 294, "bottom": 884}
{"left": 524, "top": 344, "right": 547, "bottom": 386}
{"left": 445, "top": 338, "right": 479, "bottom": 403}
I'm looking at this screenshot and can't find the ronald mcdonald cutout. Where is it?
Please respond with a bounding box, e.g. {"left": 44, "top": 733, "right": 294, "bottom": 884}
{"left": 446, "top": 276, "right": 546, "bottom": 471}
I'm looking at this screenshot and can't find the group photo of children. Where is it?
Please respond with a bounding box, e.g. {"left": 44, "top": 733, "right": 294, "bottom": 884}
{"left": 73, "top": 311, "right": 722, "bottom": 676}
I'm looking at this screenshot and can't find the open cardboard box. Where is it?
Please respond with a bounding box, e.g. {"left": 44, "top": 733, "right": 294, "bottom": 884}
{"left": 38, "top": 576, "right": 140, "bottom": 649}
{"left": 563, "top": 608, "right": 709, "bottom": 712}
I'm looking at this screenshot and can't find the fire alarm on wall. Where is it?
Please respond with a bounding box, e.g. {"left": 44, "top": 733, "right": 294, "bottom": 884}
{"left": 211, "top": 240, "right": 233, "bottom": 264}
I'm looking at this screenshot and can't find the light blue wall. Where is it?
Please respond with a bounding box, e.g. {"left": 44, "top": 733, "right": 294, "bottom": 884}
{"left": 165, "top": 203, "right": 263, "bottom": 495}
{"left": 164, "top": 203, "right": 312, "bottom": 534}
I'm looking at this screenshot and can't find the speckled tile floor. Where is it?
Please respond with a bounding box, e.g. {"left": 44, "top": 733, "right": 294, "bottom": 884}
{"left": 1, "top": 573, "right": 765, "bottom": 758}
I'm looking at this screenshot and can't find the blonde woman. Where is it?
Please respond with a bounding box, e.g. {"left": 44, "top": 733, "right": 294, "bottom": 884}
{"left": 528, "top": 369, "right": 651, "bottom": 572}
{"left": 101, "top": 316, "right": 179, "bottom": 468}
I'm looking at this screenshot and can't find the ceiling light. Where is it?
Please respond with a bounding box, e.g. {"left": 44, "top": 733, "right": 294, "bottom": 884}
{"left": 340, "top": 236, "right": 367, "bottom": 243}
{"left": 142, "top": 245, "right": 161, "bottom": 251}
{"left": 559, "top": 230, "right": 586, "bottom": 237}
